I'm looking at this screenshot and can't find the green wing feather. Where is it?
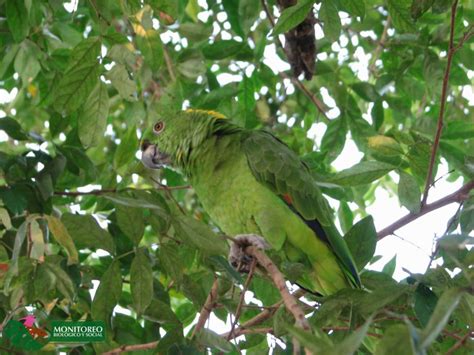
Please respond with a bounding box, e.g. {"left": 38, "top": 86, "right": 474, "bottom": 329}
{"left": 242, "top": 130, "right": 361, "bottom": 287}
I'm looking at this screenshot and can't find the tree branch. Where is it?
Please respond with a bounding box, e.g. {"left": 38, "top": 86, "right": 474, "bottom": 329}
{"left": 53, "top": 185, "right": 190, "bottom": 197}
{"left": 102, "top": 340, "right": 159, "bottom": 354}
{"left": 245, "top": 246, "right": 310, "bottom": 355}
{"left": 377, "top": 181, "right": 474, "bottom": 240}
{"left": 445, "top": 331, "right": 473, "bottom": 355}
{"left": 421, "top": 0, "right": 459, "bottom": 206}
{"left": 221, "top": 289, "right": 305, "bottom": 339}
{"left": 369, "top": 16, "right": 391, "bottom": 74}
{"left": 227, "top": 258, "right": 257, "bottom": 340}
{"left": 191, "top": 277, "right": 220, "bottom": 338}
{"left": 245, "top": 246, "right": 310, "bottom": 331}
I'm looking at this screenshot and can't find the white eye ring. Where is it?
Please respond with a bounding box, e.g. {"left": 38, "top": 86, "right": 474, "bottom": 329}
{"left": 153, "top": 121, "right": 165, "bottom": 134}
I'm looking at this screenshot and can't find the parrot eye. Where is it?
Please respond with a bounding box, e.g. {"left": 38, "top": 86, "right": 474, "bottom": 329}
{"left": 153, "top": 121, "right": 165, "bottom": 134}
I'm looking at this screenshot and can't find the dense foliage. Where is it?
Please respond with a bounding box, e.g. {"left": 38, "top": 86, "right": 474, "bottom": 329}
{"left": 0, "top": 0, "right": 473, "bottom": 353}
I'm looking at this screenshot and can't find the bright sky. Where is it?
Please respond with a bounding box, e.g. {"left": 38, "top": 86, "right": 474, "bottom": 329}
{"left": 1, "top": 1, "right": 472, "bottom": 351}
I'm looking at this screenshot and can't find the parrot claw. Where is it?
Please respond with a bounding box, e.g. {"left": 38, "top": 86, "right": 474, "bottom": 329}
{"left": 228, "top": 234, "right": 270, "bottom": 273}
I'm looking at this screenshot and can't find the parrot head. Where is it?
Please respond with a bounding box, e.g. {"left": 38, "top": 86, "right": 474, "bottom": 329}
{"left": 140, "top": 109, "right": 225, "bottom": 169}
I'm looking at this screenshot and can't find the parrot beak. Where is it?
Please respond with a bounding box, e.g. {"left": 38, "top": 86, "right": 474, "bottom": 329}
{"left": 140, "top": 139, "right": 170, "bottom": 169}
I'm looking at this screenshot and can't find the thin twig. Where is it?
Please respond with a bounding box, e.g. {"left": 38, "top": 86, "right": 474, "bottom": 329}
{"left": 54, "top": 185, "right": 190, "bottom": 197}
{"left": 151, "top": 177, "right": 187, "bottom": 214}
{"left": 421, "top": 0, "right": 459, "bottom": 206}
{"left": 245, "top": 246, "right": 310, "bottom": 355}
{"left": 261, "top": 0, "right": 328, "bottom": 119}
{"left": 102, "top": 340, "right": 159, "bottom": 354}
{"left": 227, "top": 259, "right": 257, "bottom": 340}
{"left": 162, "top": 45, "right": 176, "bottom": 82}
{"left": 191, "top": 277, "right": 220, "bottom": 338}
{"left": 222, "top": 290, "right": 305, "bottom": 339}
{"left": 369, "top": 16, "right": 391, "bottom": 74}
{"left": 245, "top": 247, "right": 309, "bottom": 330}
{"left": 377, "top": 181, "right": 474, "bottom": 240}
{"left": 445, "top": 331, "right": 472, "bottom": 354}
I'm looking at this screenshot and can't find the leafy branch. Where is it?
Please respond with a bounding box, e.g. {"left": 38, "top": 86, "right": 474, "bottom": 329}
{"left": 102, "top": 340, "right": 159, "bottom": 355}
{"left": 191, "top": 277, "right": 220, "bottom": 338}
{"left": 421, "top": 0, "right": 468, "bottom": 206}
{"left": 377, "top": 180, "right": 474, "bottom": 239}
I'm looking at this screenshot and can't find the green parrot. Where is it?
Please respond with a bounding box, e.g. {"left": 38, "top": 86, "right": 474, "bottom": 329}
{"left": 141, "top": 109, "right": 360, "bottom": 295}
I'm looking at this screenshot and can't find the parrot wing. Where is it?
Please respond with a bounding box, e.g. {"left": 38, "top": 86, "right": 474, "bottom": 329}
{"left": 242, "top": 130, "right": 361, "bottom": 287}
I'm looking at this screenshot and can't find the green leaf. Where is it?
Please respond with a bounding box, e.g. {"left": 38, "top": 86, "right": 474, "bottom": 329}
{"left": 0, "top": 117, "right": 29, "bottom": 140}
{"left": 14, "top": 40, "right": 41, "bottom": 86}
{"left": 442, "top": 120, "right": 474, "bottom": 140}
{"left": 285, "top": 325, "right": 333, "bottom": 353}
{"left": 420, "top": 288, "right": 464, "bottom": 349}
{"left": 329, "top": 315, "right": 374, "bottom": 355}
{"left": 368, "top": 135, "right": 403, "bottom": 157}
{"left": 337, "top": 0, "right": 365, "bottom": 19}
{"left": 196, "top": 329, "right": 235, "bottom": 353}
{"left": 398, "top": 172, "right": 421, "bottom": 213}
{"left": 432, "top": 0, "right": 452, "bottom": 13}
{"left": 381, "top": 255, "right": 397, "bottom": 276}
{"left": 61, "top": 213, "right": 115, "bottom": 253}
{"left": 0, "top": 208, "right": 12, "bottom": 230}
{"left": 330, "top": 161, "right": 395, "bottom": 186}
{"left": 351, "top": 82, "right": 379, "bottom": 102}
{"left": 356, "top": 284, "right": 410, "bottom": 315}
{"left": 7, "top": 221, "right": 28, "bottom": 281}
{"left": 144, "top": 299, "right": 181, "bottom": 326}
{"left": 130, "top": 249, "right": 153, "bottom": 315}
{"left": 45, "top": 215, "right": 79, "bottom": 265}
{"left": 135, "top": 28, "right": 164, "bottom": 71}
{"left": 202, "top": 40, "right": 253, "bottom": 60}
{"left": 91, "top": 261, "right": 123, "bottom": 326}
{"left": 320, "top": 0, "right": 341, "bottom": 42}
{"left": 320, "top": 117, "right": 346, "bottom": 162}
{"left": 414, "top": 283, "right": 438, "bottom": 327}
{"left": 273, "top": 0, "right": 315, "bottom": 36}
{"left": 387, "top": 0, "right": 416, "bottom": 32}
{"left": 222, "top": 0, "right": 244, "bottom": 36}
{"left": 371, "top": 99, "right": 384, "bottom": 131}
{"left": 238, "top": 74, "right": 257, "bottom": 128}
{"left": 113, "top": 125, "right": 139, "bottom": 170}
{"left": 107, "top": 64, "right": 137, "bottom": 101}
{"left": 177, "top": 52, "right": 206, "bottom": 79}
{"left": 78, "top": 82, "right": 109, "bottom": 148}
{"left": 159, "top": 243, "right": 184, "bottom": 281}
{"left": 103, "top": 191, "right": 170, "bottom": 218}
{"left": 44, "top": 261, "right": 75, "bottom": 300}
{"left": 0, "top": 44, "right": 19, "bottom": 79}
{"left": 172, "top": 215, "right": 228, "bottom": 256}
{"left": 411, "top": 0, "right": 434, "bottom": 19}
{"left": 54, "top": 37, "right": 101, "bottom": 113}
{"left": 344, "top": 216, "right": 377, "bottom": 270}
{"left": 375, "top": 324, "right": 416, "bottom": 355}
{"left": 115, "top": 204, "right": 144, "bottom": 245}
{"left": 407, "top": 139, "right": 431, "bottom": 180}
{"left": 6, "top": 0, "right": 29, "bottom": 42}
{"left": 28, "top": 220, "right": 43, "bottom": 260}
{"left": 460, "top": 198, "right": 474, "bottom": 235}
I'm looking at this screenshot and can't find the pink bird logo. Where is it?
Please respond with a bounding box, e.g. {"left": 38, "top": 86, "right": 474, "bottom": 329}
{"left": 19, "top": 314, "right": 49, "bottom": 339}
{"left": 20, "top": 315, "right": 36, "bottom": 327}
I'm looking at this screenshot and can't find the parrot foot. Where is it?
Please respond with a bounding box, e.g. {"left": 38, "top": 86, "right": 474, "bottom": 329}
{"left": 228, "top": 234, "right": 270, "bottom": 273}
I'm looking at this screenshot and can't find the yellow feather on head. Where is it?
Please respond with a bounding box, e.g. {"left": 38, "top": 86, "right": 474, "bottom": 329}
{"left": 184, "top": 109, "right": 226, "bottom": 119}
